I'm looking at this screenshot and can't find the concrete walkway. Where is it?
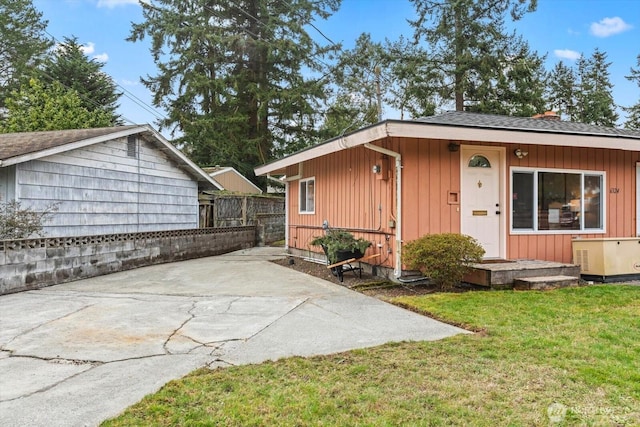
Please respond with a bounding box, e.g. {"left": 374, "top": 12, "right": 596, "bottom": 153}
{"left": 0, "top": 247, "right": 467, "bottom": 427}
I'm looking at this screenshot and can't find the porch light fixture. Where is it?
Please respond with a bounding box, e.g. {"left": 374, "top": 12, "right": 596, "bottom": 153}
{"left": 448, "top": 142, "right": 460, "bottom": 152}
{"left": 514, "top": 148, "right": 528, "bottom": 159}
{"left": 372, "top": 164, "right": 381, "bottom": 174}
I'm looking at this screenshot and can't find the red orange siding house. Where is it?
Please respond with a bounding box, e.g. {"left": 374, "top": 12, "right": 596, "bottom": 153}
{"left": 255, "top": 112, "right": 640, "bottom": 279}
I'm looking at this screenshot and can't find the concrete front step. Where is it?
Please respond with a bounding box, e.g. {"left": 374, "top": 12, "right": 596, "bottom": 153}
{"left": 514, "top": 275, "right": 580, "bottom": 291}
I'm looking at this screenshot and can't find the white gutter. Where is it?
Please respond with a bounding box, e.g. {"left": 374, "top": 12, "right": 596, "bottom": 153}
{"left": 363, "top": 143, "right": 402, "bottom": 278}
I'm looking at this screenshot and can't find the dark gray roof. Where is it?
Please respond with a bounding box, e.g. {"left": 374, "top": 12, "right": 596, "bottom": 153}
{"left": 0, "top": 125, "right": 142, "bottom": 161}
{"left": 414, "top": 111, "right": 640, "bottom": 139}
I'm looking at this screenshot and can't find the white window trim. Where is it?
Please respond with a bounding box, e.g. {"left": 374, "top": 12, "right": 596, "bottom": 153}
{"left": 299, "top": 177, "right": 315, "bottom": 214}
{"left": 510, "top": 166, "right": 606, "bottom": 235}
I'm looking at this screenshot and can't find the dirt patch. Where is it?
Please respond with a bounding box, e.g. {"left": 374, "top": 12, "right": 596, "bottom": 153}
{"left": 271, "top": 256, "right": 473, "bottom": 299}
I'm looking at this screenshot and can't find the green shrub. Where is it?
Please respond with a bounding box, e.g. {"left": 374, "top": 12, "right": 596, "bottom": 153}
{"left": 402, "top": 233, "right": 485, "bottom": 289}
{"left": 311, "top": 229, "right": 371, "bottom": 264}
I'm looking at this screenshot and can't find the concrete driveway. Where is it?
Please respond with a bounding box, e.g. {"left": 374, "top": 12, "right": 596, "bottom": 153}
{"left": 0, "top": 247, "right": 467, "bottom": 427}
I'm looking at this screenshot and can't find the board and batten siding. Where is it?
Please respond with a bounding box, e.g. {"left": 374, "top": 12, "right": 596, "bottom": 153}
{"left": 504, "top": 143, "right": 639, "bottom": 263}
{"left": 14, "top": 136, "right": 199, "bottom": 237}
{"left": 286, "top": 142, "right": 396, "bottom": 265}
{"left": 287, "top": 136, "right": 639, "bottom": 268}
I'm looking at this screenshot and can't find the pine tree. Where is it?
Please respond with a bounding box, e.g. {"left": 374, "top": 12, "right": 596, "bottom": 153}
{"left": 319, "top": 33, "right": 384, "bottom": 139}
{"left": 623, "top": 54, "right": 640, "bottom": 129}
{"left": 128, "top": 0, "right": 340, "bottom": 183}
{"left": 547, "top": 61, "right": 577, "bottom": 120}
{"left": 382, "top": 35, "right": 437, "bottom": 119}
{"left": 0, "top": 0, "right": 52, "bottom": 111}
{"left": 40, "top": 36, "right": 122, "bottom": 125}
{"left": 575, "top": 49, "right": 618, "bottom": 127}
{"left": 409, "top": 0, "right": 538, "bottom": 113}
{"left": 466, "top": 38, "right": 547, "bottom": 116}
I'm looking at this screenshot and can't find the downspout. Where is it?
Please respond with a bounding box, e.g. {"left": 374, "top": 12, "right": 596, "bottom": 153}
{"left": 363, "top": 143, "right": 402, "bottom": 278}
{"left": 284, "top": 180, "right": 289, "bottom": 250}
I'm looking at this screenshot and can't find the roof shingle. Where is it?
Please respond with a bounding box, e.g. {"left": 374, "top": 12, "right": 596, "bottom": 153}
{"left": 0, "top": 126, "right": 142, "bottom": 161}
{"left": 415, "top": 111, "right": 640, "bottom": 139}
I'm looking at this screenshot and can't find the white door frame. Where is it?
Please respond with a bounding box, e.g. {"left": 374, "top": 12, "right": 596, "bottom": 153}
{"left": 460, "top": 145, "right": 507, "bottom": 259}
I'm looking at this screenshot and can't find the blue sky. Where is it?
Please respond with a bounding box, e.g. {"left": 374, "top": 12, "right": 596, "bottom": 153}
{"left": 33, "top": 0, "right": 640, "bottom": 130}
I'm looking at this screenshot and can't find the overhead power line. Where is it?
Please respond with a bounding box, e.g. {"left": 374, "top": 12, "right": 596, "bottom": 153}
{"left": 43, "top": 29, "right": 169, "bottom": 126}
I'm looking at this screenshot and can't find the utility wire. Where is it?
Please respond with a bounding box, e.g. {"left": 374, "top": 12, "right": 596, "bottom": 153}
{"left": 36, "top": 68, "right": 140, "bottom": 126}
{"left": 43, "top": 29, "right": 169, "bottom": 125}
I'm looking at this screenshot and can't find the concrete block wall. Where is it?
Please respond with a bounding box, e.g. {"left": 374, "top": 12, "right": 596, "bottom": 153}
{"left": 255, "top": 213, "right": 286, "bottom": 246}
{"left": 0, "top": 227, "right": 255, "bottom": 295}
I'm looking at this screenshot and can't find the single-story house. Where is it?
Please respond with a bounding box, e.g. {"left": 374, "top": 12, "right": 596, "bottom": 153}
{"left": 255, "top": 111, "right": 640, "bottom": 279}
{"left": 202, "top": 166, "right": 263, "bottom": 194}
{"left": 0, "top": 125, "right": 221, "bottom": 238}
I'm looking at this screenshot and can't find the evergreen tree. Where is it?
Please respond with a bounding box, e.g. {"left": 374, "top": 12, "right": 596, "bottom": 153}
{"left": 128, "top": 0, "right": 340, "bottom": 183}
{"left": 40, "top": 36, "right": 122, "bottom": 125}
{"left": 623, "top": 54, "right": 640, "bottom": 129}
{"left": 319, "top": 33, "right": 384, "bottom": 139}
{"left": 0, "top": 77, "right": 113, "bottom": 133}
{"left": 465, "top": 39, "right": 547, "bottom": 116}
{"left": 409, "top": 0, "right": 538, "bottom": 113}
{"left": 382, "top": 35, "right": 437, "bottom": 119}
{"left": 547, "top": 61, "right": 577, "bottom": 120}
{"left": 575, "top": 49, "right": 618, "bottom": 126}
{"left": 0, "top": 0, "right": 52, "bottom": 111}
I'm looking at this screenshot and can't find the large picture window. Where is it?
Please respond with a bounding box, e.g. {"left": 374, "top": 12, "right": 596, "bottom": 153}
{"left": 511, "top": 168, "right": 604, "bottom": 233}
{"left": 299, "top": 177, "right": 315, "bottom": 214}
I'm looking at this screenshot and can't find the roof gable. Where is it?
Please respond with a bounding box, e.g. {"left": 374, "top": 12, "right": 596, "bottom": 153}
{"left": 201, "top": 166, "right": 262, "bottom": 194}
{"left": 0, "top": 125, "right": 222, "bottom": 190}
{"left": 0, "top": 126, "right": 141, "bottom": 162}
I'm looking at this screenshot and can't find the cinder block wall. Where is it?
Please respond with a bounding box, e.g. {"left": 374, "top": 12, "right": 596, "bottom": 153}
{"left": 255, "top": 213, "right": 286, "bottom": 246}
{"left": 0, "top": 227, "right": 255, "bottom": 295}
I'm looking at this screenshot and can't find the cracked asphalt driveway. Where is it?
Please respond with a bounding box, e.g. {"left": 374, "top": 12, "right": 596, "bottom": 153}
{"left": 0, "top": 247, "right": 467, "bottom": 427}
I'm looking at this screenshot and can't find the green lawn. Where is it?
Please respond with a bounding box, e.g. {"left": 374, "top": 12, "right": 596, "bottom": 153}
{"left": 103, "top": 285, "right": 639, "bottom": 426}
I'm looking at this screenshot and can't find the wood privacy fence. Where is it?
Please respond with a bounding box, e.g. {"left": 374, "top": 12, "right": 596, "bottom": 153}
{"left": 199, "top": 194, "right": 285, "bottom": 245}
{"left": 199, "top": 194, "right": 284, "bottom": 227}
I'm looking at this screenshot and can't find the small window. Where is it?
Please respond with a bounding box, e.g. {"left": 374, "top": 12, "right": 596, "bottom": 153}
{"left": 127, "top": 136, "right": 138, "bottom": 158}
{"left": 299, "top": 177, "right": 315, "bottom": 214}
{"left": 468, "top": 155, "right": 491, "bottom": 168}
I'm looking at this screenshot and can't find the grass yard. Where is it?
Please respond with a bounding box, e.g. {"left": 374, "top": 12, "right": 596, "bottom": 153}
{"left": 103, "top": 285, "right": 639, "bottom": 426}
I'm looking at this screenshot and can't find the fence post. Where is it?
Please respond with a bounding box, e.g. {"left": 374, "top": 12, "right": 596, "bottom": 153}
{"left": 242, "top": 196, "right": 247, "bottom": 225}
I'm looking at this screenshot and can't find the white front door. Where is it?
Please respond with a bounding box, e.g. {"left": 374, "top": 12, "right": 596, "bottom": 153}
{"left": 461, "top": 146, "right": 504, "bottom": 259}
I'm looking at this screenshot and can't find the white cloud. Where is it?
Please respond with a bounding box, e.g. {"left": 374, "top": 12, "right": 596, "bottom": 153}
{"left": 93, "top": 53, "right": 109, "bottom": 62}
{"left": 97, "top": 0, "right": 139, "bottom": 8}
{"left": 80, "top": 42, "right": 96, "bottom": 55}
{"left": 554, "top": 49, "right": 581, "bottom": 61}
{"left": 121, "top": 79, "right": 139, "bottom": 86}
{"left": 589, "top": 17, "right": 632, "bottom": 37}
